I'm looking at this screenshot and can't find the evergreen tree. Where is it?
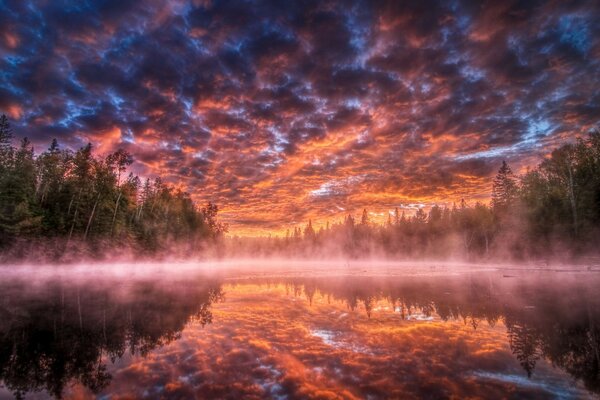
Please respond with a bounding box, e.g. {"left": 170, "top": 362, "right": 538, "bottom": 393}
{"left": 0, "top": 114, "right": 13, "bottom": 172}
{"left": 360, "top": 209, "right": 369, "bottom": 225}
{"left": 491, "top": 161, "right": 518, "bottom": 215}
{"left": 344, "top": 214, "right": 355, "bottom": 228}
{"left": 0, "top": 137, "right": 41, "bottom": 242}
{"left": 0, "top": 118, "right": 226, "bottom": 258}
{"left": 414, "top": 208, "right": 427, "bottom": 224}
{"left": 304, "top": 219, "right": 315, "bottom": 240}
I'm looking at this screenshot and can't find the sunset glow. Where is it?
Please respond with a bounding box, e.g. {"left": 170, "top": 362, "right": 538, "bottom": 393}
{"left": 2, "top": 1, "right": 599, "bottom": 235}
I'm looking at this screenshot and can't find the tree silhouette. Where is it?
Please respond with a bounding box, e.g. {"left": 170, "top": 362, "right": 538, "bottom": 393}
{"left": 0, "top": 115, "right": 227, "bottom": 260}
{"left": 0, "top": 277, "right": 224, "bottom": 399}
{"left": 0, "top": 114, "right": 13, "bottom": 169}
{"left": 491, "top": 161, "right": 518, "bottom": 216}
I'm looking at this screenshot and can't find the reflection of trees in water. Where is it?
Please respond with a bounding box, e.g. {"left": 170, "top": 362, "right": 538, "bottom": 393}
{"left": 507, "top": 323, "right": 542, "bottom": 378}
{"left": 279, "top": 275, "right": 600, "bottom": 394}
{"left": 0, "top": 278, "right": 223, "bottom": 399}
{"left": 503, "top": 285, "right": 600, "bottom": 394}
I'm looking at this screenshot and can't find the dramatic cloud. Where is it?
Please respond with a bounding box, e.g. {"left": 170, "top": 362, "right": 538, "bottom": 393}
{"left": 1, "top": 0, "right": 599, "bottom": 235}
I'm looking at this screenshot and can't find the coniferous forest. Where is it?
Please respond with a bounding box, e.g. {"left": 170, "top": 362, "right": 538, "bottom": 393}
{"left": 226, "top": 129, "right": 600, "bottom": 261}
{"left": 0, "top": 114, "right": 227, "bottom": 262}
{"left": 1, "top": 113, "right": 599, "bottom": 262}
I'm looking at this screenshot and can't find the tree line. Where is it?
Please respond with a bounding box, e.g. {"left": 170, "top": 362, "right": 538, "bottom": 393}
{"left": 2, "top": 112, "right": 598, "bottom": 262}
{"left": 226, "top": 129, "right": 600, "bottom": 261}
{"left": 0, "top": 114, "right": 227, "bottom": 262}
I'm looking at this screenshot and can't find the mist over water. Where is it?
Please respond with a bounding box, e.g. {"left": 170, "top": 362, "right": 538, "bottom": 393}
{"left": 1, "top": 262, "right": 599, "bottom": 399}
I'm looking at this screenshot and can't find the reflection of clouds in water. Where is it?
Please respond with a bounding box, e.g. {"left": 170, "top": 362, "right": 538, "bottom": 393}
{"left": 310, "top": 329, "right": 373, "bottom": 355}
{"left": 90, "top": 281, "right": 593, "bottom": 400}
{"left": 406, "top": 313, "right": 435, "bottom": 321}
{"left": 472, "top": 372, "right": 585, "bottom": 399}
{"left": 3, "top": 273, "right": 598, "bottom": 399}
{"left": 311, "top": 329, "right": 336, "bottom": 346}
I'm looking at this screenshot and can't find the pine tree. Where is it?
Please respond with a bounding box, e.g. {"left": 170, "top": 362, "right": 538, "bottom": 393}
{"left": 491, "top": 161, "right": 518, "bottom": 215}
{"left": 37, "top": 139, "right": 69, "bottom": 233}
{"left": 414, "top": 208, "right": 427, "bottom": 224}
{"left": 360, "top": 208, "right": 369, "bottom": 225}
{"left": 0, "top": 114, "right": 14, "bottom": 170}
{"left": 304, "top": 219, "right": 315, "bottom": 240}
{"left": 0, "top": 137, "right": 41, "bottom": 239}
{"left": 345, "top": 214, "right": 355, "bottom": 228}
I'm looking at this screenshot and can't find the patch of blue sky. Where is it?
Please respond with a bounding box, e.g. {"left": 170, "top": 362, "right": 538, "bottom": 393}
{"left": 107, "top": 90, "right": 125, "bottom": 108}
{"left": 310, "top": 182, "right": 337, "bottom": 197}
{"left": 456, "top": 14, "right": 470, "bottom": 31}
{"left": 0, "top": 80, "right": 25, "bottom": 97}
{"left": 226, "top": 37, "right": 244, "bottom": 53}
{"left": 345, "top": 9, "right": 369, "bottom": 67}
{"left": 105, "top": 34, "right": 138, "bottom": 59}
{"left": 454, "top": 118, "right": 553, "bottom": 161}
{"left": 453, "top": 146, "right": 513, "bottom": 161}
{"left": 461, "top": 65, "right": 485, "bottom": 82}
{"left": 549, "top": 87, "right": 569, "bottom": 103}
{"left": 440, "top": 27, "right": 451, "bottom": 44}
{"left": 507, "top": 35, "right": 528, "bottom": 66}
{"left": 161, "top": 140, "right": 180, "bottom": 151}
{"left": 558, "top": 14, "right": 591, "bottom": 54}
{"left": 0, "top": 61, "right": 20, "bottom": 91}
{"left": 58, "top": 101, "right": 97, "bottom": 128}
{"left": 3, "top": 55, "right": 25, "bottom": 67}
{"left": 267, "top": 127, "right": 288, "bottom": 154}
{"left": 445, "top": 51, "right": 462, "bottom": 65}
{"left": 344, "top": 98, "right": 362, "bottom": 109}
{"left": 122, "top": 128, "right": 135, "bottom": 144}
{"left": 182, "top": 97, "right": 199, "bottom": 121}
{"left": 310, "top": 175, "right": 365, "bottom": 198}
{"left": 21, "top": 3, "right": 46, "bottom": 38}
{"left": 523, "top": 118, "right": 553, "bottom": 144}
{"left": 186, "top": 35, "right": 208, "bottom": 55}
{"left": 420, "top": 82, "right": 433, "bottom": 93}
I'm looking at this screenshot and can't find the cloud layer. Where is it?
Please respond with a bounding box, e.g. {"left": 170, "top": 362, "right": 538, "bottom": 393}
{"left": 1, "top": 0, "right": 599, "bottom": 235}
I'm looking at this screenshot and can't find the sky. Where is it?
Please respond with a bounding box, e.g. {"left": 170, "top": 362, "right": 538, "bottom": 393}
{"left": 0, "top": 0, "right": 599, "bottom": 236}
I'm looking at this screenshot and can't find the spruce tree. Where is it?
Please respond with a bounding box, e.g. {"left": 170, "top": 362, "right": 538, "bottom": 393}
{"left": 491, "top": 161, "right": 518, "bottom": 215}
{"left": 304, "top": 219, "right": 315, "bottom": 240}
{"left": 360, "top": 208, "right": 369, "bottom": 225}
{"left": 0, "top": 114, "right": 13, "bottom": 170}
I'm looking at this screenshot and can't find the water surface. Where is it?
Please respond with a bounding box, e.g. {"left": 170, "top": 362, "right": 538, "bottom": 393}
{"left": 0, "top": 263, "right": 599, "bottom": 399}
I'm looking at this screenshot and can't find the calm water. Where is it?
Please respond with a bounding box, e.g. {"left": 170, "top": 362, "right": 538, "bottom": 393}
{"left": 0, "top": 263, "right": 599, "bottom": 399}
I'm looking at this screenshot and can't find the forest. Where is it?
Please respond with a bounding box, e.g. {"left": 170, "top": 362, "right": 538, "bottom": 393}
{"left": 226, "top": 129, "right": 600, "bottom": 261}
{"left": 1, "top": 113, "right": 599, "bottom": 262}
{"left": 0, "top": 114, "right": 227, "bottom": 262}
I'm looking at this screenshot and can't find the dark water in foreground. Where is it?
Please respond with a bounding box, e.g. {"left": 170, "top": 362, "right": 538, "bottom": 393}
{"left": 0, "top": 263, "right": 599, "bottom": 399}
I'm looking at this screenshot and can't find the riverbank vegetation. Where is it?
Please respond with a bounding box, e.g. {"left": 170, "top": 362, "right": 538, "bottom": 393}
{"left": 0, "top": 115, "right": 227, "bottom": 262}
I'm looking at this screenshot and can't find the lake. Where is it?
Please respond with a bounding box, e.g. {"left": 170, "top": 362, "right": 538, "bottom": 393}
{"left": 0, "top": 262, "right": 599, "bottom": 399}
